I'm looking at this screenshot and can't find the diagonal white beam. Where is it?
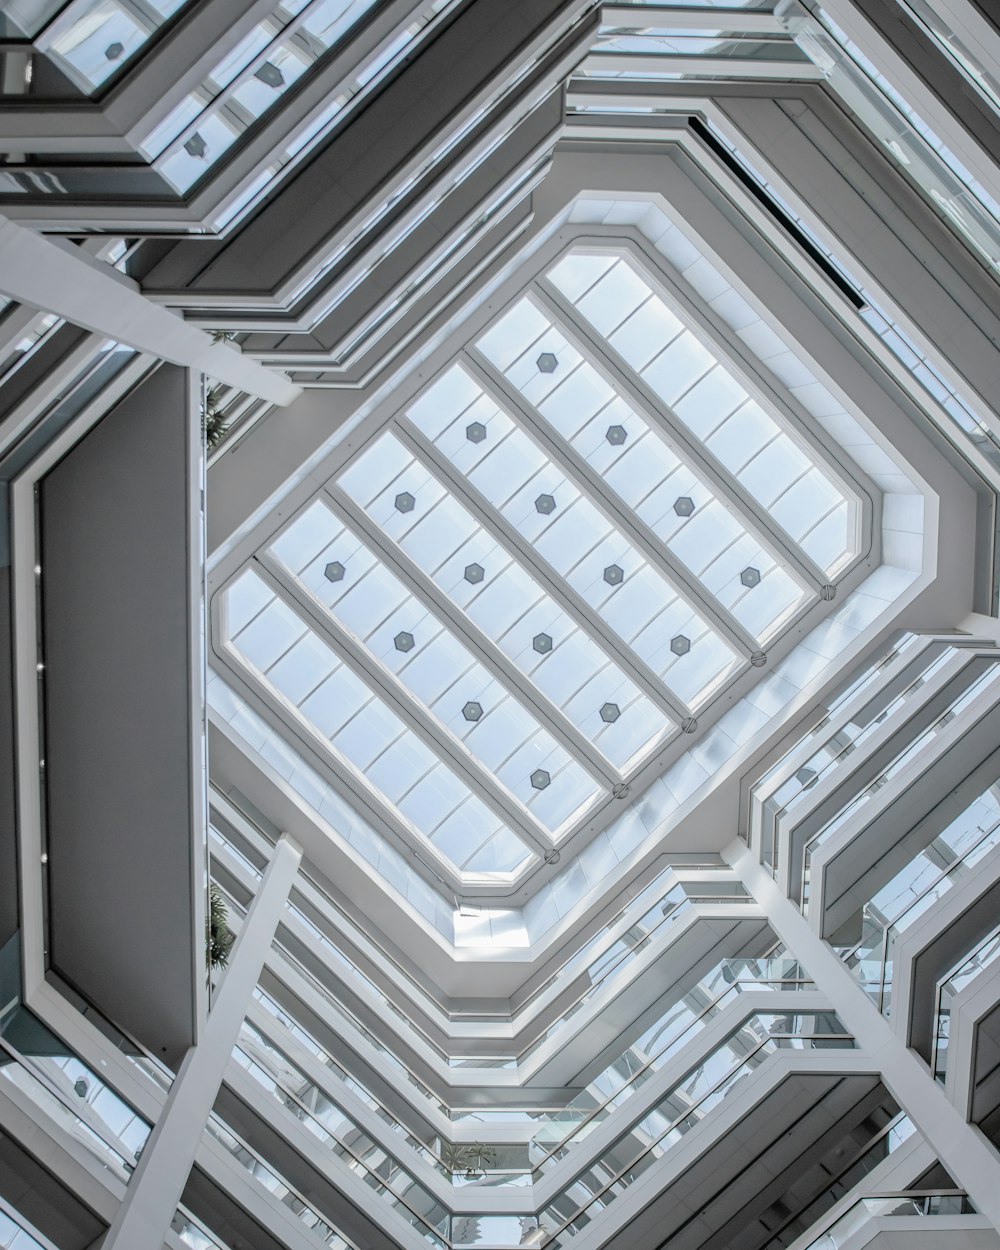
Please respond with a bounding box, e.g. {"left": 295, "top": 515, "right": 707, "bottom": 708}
{"left": 101, "top": 833, "right": 303, "bottom": 1250}
{"left": 726, "top": 838, "right": 1000, "bottom": 1229}
{"left": 0, "top": 216, "right": 300, "bottom": 406}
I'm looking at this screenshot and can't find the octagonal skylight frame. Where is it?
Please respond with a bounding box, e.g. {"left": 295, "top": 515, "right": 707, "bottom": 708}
{"left": 215, "top": 209, "right": 884, "bottom": 894}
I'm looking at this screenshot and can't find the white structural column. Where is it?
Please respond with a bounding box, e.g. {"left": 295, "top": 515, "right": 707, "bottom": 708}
{"left": 100, "top": 834, "right": 303, "bottom": 1250}
{"left": 0, "top": 216, "right": 300, "bottom": 406}
{"left": 725, "top": 839, "right": 1000, "bottom": 1229}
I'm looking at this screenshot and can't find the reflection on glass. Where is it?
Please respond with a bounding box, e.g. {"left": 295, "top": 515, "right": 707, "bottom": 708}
{"left": 46, "top": 0, "right": 190, "bottom": 91}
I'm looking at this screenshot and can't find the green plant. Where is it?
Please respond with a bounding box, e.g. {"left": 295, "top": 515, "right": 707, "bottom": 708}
{"left": 441, "top": 1141, "right": 497, "bottom": 1176}
{"left": 203, "top": 385, "right": 229, "bottom": 451}
{"left": 208, "top": 884, "right": 234, "bottom": 969}
{"left": 209, "top": 329, "right": 238, "bottom": 345}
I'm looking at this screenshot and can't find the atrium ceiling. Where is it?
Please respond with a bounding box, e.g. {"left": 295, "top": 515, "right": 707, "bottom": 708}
{"left": 2, "top": 0, "right": 998, "bottom": 979}
{"left": 4, "top": 3, "right": 1000, "bottom": 1250}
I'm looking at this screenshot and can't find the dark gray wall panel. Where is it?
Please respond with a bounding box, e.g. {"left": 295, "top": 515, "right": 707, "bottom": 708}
{"left": 0, "top": 569, "right": 18, "bottom": 950}
{"left": 39, "top": 363, "right": 202, "bottom": 1066}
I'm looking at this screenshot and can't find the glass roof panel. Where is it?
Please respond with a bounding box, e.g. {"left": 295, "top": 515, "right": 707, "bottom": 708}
{"left": 223, "top": 568, "right": 534, "bottom": 876}
{"left": 337, "top": 432, "right": 674, "bottom": 771}
{"left": 267, "top": 498, "right": 604, "bottom": 835}
{"left": 475, "top": 294, "right": 806, "bottom": 641}
{"left": 547, "top": 251, "right": 854, "bottom": 574}
{"left": 405, "top": 363, "right": 742, "bottom": 708}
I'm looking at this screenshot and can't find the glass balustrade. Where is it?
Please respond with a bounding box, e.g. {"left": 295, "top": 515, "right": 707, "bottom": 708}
{"left": 171, "top": 1207, "right": 230, "bottom": 1250}
{"left": 273, "top": 868, "right": 750, "bottom": 1076}
{"left": 700, "top": 117, "right": 1000, "bottom": 473}
{"left": 230, "top": 1044, "right": 451, "bottom": 1248}
{"left": 237, "top": 957, "right": 818, "bottom": 1195}
{"left": 146, "top": 0, "right": 455, "bottom": 194}
{"left": 799, "top": 1191, "right": 975, "bottom": 1249}
{"left": 0, "top": 1199, "right": 49, "bottom": 1250}
{"left": 203, "top": 1113, "right": 358, "bottom": 1249}
{"left": 932, "top": 926, "right": 1000, "bottom": 1085}
{"left": 794, "top": 5, "right": 1000, "bottom": 276}
{"left": 0, "top": 1039, "right": 144, "bottom": 1183}
{"left": 232, "top": 997, "right": 848, "bottom": 1247}
{"left": 760, "top": 1114, "right": 916, "bottom": 1249}
{"left": 894, "top": 0, "right": 1000, "bottom": 122}
{"left": 536, "top": 1014, "right": 852, "bottom": 1248}
{"left": 38, "top": 0, "right": 192, "bottom": 93}
{"left": 800, "top": 663, "right": 1000, "bottom": 909}
{"left": 757, "top": 641, "right": 957, "bottom": 874}
{"left": 838, "top": 786, "right": 1000, "bottom": 1011}
{"left": 0, "top": 993, "right": 152, "bottom": 1161}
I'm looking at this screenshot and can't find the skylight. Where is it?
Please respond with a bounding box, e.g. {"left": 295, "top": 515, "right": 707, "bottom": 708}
{"left": 216, "top": 233, "right": 873, "bottom": 894}
{"left": 223, "top": 567, "right": 537, "bottom": 878}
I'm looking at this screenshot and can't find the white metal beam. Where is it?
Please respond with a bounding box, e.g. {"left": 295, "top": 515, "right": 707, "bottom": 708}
{"left": 0, "top": 215, "right": 300, "bottom": 405}
{"left": 101, "top": 833, "right": 303, "bottom": 1250}
{"left": 727, "top": 838, "right": 1000, "bottom": 1231}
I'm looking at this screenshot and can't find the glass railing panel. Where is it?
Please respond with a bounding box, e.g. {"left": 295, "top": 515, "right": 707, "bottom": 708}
{"left": 171, "top": 1207, "right": 229, "bottom": 1250}
{"left": 896, "top": 0, "right": 1000, "bottom": 119}
{"left": 265, "top": 936, "right": 452, "bottom": 1119}
{"left": 0, "top": 1199, "right": 49, "bottom": 1250}
{"left": 933, "top": 926, "right": 1000, "bottom": 1084}
{"left": 527, "top": 958, "right": 812, "bottom": 1170}
{"left": 203, "top": 1114, "right": 357, "bottom": 1249}
{"left": 0, "top": 1047, "right": 141, "bottom": 1182}
{"left": 801, "top": 664, "right": 1000, "bottom": 909}
{"left": 794, "top": 5, "right": 1000, "bottom": 277}
{"left": 760, "top": 1114, "right": 916, "bottom": 1249}
{"left": 231, "top": 1045, "right": 449, "bottom": 1247}
{"left": 838, "top": 787, "right": 1000, "bottom": 1009}
{"left": 244, "top": 949, "right": 812, "bottom": 1196}
{"left": 147, "top": 0, "right": 453, "bottom": 193}
{"left": 238, "top": 1014, "right": 445, "bottom": 1172}
{"left": 539, "top": 1018, "right": 853, "bottom": 1245}
{"left": 800, "top": 1191, "right": 975, "bottom": 1249}
{"left": 40, "top": 0, "right": 191, "bottom": 93}
{"left": 703, "top": 114, "right": 1000, "bottom": 469}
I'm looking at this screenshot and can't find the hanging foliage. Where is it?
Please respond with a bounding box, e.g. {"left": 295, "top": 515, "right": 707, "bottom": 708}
{"left": 208, "top": 884, "right": 235, "bottom": 969}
